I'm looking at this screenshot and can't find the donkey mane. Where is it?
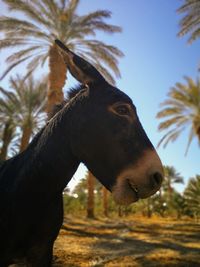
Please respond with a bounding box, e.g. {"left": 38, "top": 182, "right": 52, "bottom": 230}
{"left": 48, "top": 84, "right": 86, "bottom": 119}
{"left": 0, "top": 85, "right": 85, "bottom": 179}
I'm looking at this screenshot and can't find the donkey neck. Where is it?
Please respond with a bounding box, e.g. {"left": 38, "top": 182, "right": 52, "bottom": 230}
{"left": 18, "top": 106, "right": 80, "bottom": 194}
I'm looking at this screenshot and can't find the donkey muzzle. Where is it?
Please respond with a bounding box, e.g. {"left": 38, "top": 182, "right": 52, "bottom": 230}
{"left": 112, "top": 149, "right": 163, "bottom": 205}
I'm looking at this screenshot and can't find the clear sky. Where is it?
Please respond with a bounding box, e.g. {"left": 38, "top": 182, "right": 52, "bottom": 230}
{"left": 0, "top": 0, "right": 199, "bottom": 193}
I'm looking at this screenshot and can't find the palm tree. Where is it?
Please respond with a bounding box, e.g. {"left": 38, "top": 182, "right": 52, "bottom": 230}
{"left": 170, "top": 191, "right": 186, "bottom": 219}
{"left": 102, "top": 187, "right": 109, "bottom": 217}
{"left": 184, "top": 175, "right": 200, "bottom": 219}
{"left": 162, "top": 166, "right": 184, "bottom": 197}
{"left": 11, "top": 75, "right": 47, "bottom": 152}
{"left": 0, "top": 0, "right": 123, "bottom": 113}
{"left": 0, "top": 88, "right": 16, "bottom": 160}
{"left": 0, "top": 75, "right": 47, "bottom": 157}
{"left": 177, "top": 0, "right": 200, "bottom": 44}
{"left": 87, "top": 171, "right": 95, "bottom": 219}
{"left": 157, "top": 76, "right": 200, "bottom": 154}
{"left": 157, "top": 166, "right": 184, "bottom": 215}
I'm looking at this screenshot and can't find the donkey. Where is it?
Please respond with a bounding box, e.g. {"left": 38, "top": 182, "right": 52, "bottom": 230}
{"left": 0, "top": 40, "right": 163, "bottom": 266}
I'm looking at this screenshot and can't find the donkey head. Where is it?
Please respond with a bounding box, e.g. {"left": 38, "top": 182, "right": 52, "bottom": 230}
{"left": 55, "top": 40, "right": 163, "bottom": 205}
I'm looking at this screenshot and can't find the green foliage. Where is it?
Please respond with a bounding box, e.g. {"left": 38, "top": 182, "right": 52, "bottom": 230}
{"left": 148, "top": 166, "right": 185, "bottom": 217}
{"left": 170, "top": 191, "right": 186, "bottom": 218}
{"left": 63, "top": 193, "right": 86, "bottom": 215}
{"left": 150, "top": 192, "right": 167, "bottom": 217}
{"left": 63, "top": 175, "right": 119, "bottom": 217}
{"left": 72, "top": 177, "right": 88, "bottom": 208}
{"left": 162, "top": 166, "right": 184, "bottom": 193}
{"left": 62, "top": 166, "right": 200, "bottom": 220}
{"left": 184, "top": 175, "right": 200, "bottom": 218}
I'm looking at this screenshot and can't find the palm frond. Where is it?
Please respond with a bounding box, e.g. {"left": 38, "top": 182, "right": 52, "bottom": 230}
{"left": 0, "top": 16, "right": 40, "bottom": 31}
{"left": 26, "top": 54, "right": 45, "bottom": 71}
{"left": 0, "top": 38, "right": 34, "bottom": 50}
{"left": 78, "top": 39, "right": 124, "bottom": 56}
{"left": 93, "top": 62, "right": 115, "bottom": 85}
{"left": 42, "top": 0, "right": 59, "bottom": 21}
{"left": 157, "top": 76, "right": 200, "bottom": 152}
{"left": 86, "top": 46, "right": 120, "bottom": 77}
{"left": 2, "top": 0, "right": 52, "bottom": 28}
{"left": 177, "top": 0, "right": 200, "bottom": 13}
{"left": 0, "top": 55, "right": 34, "bottom": 80}
{"left": 161, "top": 128, "right": 183, "bottom": 148}
{"left": 65, "top": 0, "right": 79, "bottom": 18}
{"left": 77, "top": 51, "right": 116, "bottom": 84}
{"left": 6, "top": 28, "right": 50, "bottom": 41}
{"left": 189, "top": 27, "right": 200, "bottom": 42}
{"left": 158, "top": 116, "right": 188, "bottom": 130}
{"left": 157, "top": 107, "right": 185, "bottom": 118}
{"left": 185, "top": 127, "right": 195, "bottom": 155}
{"left": 31, "top": 0, "right": 57, "bottom": 26}
{"left": 79, "top": 10, "right": 112, "bottom": 23}
{"left": 177, "top": 0, "right": 200, "bottom": 43}
{"left": 6, "top": 46, "right": 41, "bottom": 63}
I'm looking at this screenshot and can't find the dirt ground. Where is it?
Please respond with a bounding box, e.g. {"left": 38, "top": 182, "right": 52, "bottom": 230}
{"left": 53, "top": 216, "right": 200, "bottom": 267}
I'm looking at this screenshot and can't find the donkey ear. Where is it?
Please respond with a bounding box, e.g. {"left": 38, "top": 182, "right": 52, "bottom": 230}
{"left": 55, "top": 40, "right": 107, "bottom": 85}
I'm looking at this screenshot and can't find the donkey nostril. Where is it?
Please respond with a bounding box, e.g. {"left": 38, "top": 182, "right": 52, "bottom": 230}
{"left": 152, "top": 172, "right": 163, "bottom": 186}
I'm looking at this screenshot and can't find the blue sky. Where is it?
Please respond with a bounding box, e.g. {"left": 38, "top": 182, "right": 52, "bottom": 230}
{"left": 0, "top": 0, "right": 199, "bottom": 192}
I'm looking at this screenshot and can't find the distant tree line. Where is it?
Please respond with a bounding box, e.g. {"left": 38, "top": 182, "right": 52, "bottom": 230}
{"left": 62, "top": 167, "right": 200, "bottom": 221}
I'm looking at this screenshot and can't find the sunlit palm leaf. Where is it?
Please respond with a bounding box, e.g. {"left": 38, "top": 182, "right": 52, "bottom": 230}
{"left": 177, "top": 0, "right": 200, "bottom": 43}
{"left": 0, "top": 55, "right": 34, "bottom": 80}
{"left": 157, "top": 76, "right": 200, "bottom": 154}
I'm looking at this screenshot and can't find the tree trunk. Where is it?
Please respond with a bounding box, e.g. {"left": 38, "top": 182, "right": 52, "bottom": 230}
{"left": 196, "top": 126, "right": 200, "bottom": 142}
{"left": 102, "top": 187, "right": 109, "bottom": 217}
{"left": 47, "top": 44, "right": 67, "bottom": 114}
{"left": 0, "top": 121, "right": 14, "bottom": 161}
{"left": 167, "top": 178, "right": 173, "bottom": 206}
{"left": 118, "top": 206, "right": 123, "bottom": 217}
{"left": 87, "top": 172, "right": 95, "bottom": 218}
{"left": 147, "top": 198, "right": 152, "bottom": 218}
{"left": 20, "top": 124, "right": 32, "bottom": 152}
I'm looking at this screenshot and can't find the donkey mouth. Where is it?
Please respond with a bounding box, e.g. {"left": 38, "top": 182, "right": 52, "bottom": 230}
{"left": 127, "top": 179, "right": 139, "bottom": 200}
{"left": 112, "top": 177, "right": 140, "bottom": 204}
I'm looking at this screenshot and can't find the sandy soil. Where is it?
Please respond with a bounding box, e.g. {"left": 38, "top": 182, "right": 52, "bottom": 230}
{"left": 53, "top": 216, "right": 200, "bottom": 267}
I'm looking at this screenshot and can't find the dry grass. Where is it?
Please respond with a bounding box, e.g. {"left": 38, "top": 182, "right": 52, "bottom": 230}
{"left": 53, "top": 216, "right": 200, "bottom": 267}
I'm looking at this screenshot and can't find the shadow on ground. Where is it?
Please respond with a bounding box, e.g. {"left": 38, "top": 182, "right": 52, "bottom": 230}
{"left": 53, "top": 216, "right": 200, "bottom": 266}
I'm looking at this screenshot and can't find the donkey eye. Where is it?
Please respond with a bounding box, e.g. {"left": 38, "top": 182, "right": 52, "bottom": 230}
{"left": 115, "top": 105, "right": 130, "bottom": 116}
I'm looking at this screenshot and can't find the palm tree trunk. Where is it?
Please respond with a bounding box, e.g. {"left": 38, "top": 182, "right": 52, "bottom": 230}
{"left": 118, "top": 206, "right": 123, "bottom": 217}
{"left": 167, "top": 177, "right": 173, "bottom": 204}
{"left": 87, "top": 172, "right": 95, "bottom": 218}
{"left": 147, "top": 198, "right": 152, "bottom": 218}
{"left": 47, "top": 44, "right": 67, "bottom": 114}
{"left": 20, "top": 125, "right": 32, "bottom": 152}
{"left": 0, "top": 121, "right": 14, "bottom": 160}
{"left": 197, "top": 127, "right": 200, "bottom": 142}
{"left": 102, "top": 187, "right": 109, "bottom": 217}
